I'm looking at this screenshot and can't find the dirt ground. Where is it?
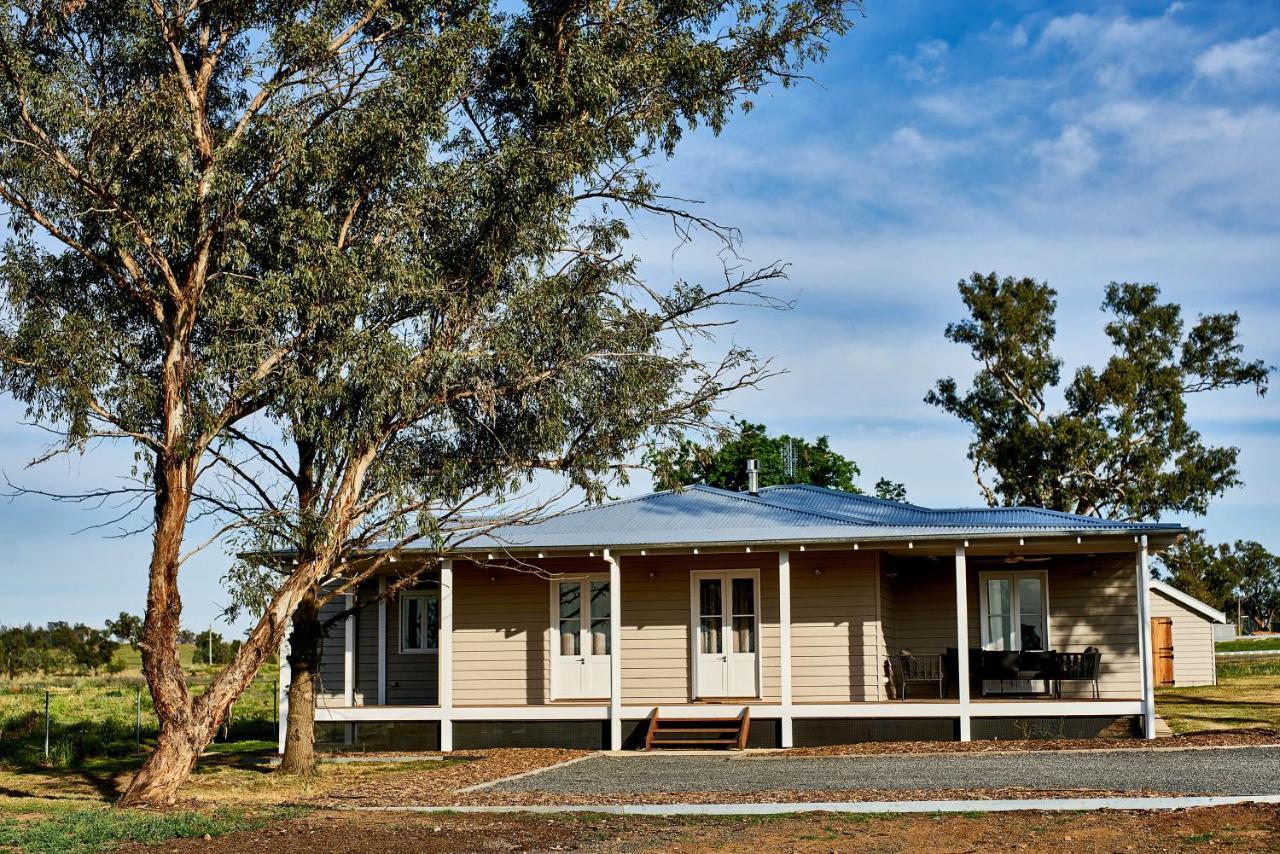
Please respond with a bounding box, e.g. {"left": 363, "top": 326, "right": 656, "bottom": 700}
{"left": 121, "top": 804, "right": 1280, "bottom": 853}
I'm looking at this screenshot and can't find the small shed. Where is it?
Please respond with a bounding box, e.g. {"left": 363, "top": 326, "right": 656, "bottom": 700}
{"left": 1148, "top": 580, "right": 1227, "bottom": 687}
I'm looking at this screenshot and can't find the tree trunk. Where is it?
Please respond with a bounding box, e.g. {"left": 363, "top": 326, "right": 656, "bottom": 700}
{"left": 278, "top": 593, "right": 322, "bottom": 776}
{"left": 117, "top": 720, "right": 207, "bottom": 806}
{"left": 119, "top": 453, "right": 199, "bottom": 807}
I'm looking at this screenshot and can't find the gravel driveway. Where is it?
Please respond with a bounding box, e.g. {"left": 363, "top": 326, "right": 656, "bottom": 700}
{"left": 487, "top": 747, "right": 1280, "bottom": 797}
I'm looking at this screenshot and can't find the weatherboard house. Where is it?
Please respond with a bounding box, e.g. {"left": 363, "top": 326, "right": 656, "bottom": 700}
{"left": 286, "top": 482, "right": 1186, "bottom": 752}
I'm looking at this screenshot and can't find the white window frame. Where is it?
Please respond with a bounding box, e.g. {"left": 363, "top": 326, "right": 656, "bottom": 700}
{"left": 978, "top": 569, "right": 1050, "bottom": 652}
{"left": 399, "top": 591, "right": 439, "bottom": 654}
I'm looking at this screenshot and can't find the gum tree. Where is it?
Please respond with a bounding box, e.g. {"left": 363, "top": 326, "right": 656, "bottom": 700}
{"left": 0, "top": 0, "right": 856, "bottom": 803}
{"left": 927, "top": 274, "right": 1271, "bottom": 520}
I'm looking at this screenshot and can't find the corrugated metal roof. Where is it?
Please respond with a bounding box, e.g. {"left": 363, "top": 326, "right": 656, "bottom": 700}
{"left": 427, "top": 484, "right": 1183, "bottom": 553}
{"left": 757, "top": 484, "right": 1139, "bottom": 528}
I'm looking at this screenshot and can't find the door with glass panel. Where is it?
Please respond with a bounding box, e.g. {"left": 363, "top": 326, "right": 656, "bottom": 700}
{"left": 980, "top": 571, "right": 1048, "bottom": 652}
{"left": 693, "top": 572, "right": 759, "bottom": 698}
{"left": 551, "top": 576, "right": 611, "bottom": 699}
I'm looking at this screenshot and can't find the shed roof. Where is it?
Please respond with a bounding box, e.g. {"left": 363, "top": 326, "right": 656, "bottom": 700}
{"left": 428, "top": 483, "right": 1184, "bottom": 554}
{"left": 1150, "top": 579, "right": 1229, "bottom": 623}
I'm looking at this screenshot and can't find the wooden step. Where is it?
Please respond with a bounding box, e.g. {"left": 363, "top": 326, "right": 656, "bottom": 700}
{"left": 643, "top": 707, "right": 751, "bottom": 750}
{"left": 654, "top": 717, "right": 742, "bottom": 723}
{"left": 650, "top": 726, "right": 739, "bottom": 733}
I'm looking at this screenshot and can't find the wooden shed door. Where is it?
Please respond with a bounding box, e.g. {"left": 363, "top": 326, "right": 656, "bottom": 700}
{"left": 1150, "top": 617, "right": 1174, "bottom": 687}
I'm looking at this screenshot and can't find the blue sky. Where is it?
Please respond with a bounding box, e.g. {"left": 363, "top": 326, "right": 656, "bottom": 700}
{"left": 2, "top": 0, "right": 1278, "bottom": 634}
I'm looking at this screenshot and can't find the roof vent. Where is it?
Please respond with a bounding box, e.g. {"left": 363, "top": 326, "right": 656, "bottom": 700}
{"left": 746, "top": 458, "right": 760, "bottom": 495}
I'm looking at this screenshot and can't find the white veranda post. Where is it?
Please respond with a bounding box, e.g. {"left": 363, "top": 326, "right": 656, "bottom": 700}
{"left": 277, "top": 634, "right": 290, "bottom": 754}
{"left": 440, "top": 558, "right": 454, "bottom": 752}
{"left": 343, "top": 593, "right": 355, "bottom": 744}
{"left": 778, "top": 550, "right": 793, "bottom": 748}
{"left": 605, "top": 550, "right": 622, "bottom": 750}
{"left": 1137, "top": 536, "right": 1156, "bottom": 739}
{"left": 955, "top": 544, "right": 971, "bottom": 742}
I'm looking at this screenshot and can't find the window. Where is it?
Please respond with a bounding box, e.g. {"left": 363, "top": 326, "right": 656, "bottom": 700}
{"left": 979, "top": 571, "right": 1048, "bottom": 651}
{"left": 555, "top": 578, "right": 611, "bottom": 658}
{"left": 400, "top": 592, "right": 439, "bottom": 653}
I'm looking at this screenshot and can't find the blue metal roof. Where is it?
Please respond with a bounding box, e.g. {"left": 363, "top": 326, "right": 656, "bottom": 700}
{"left": 756, "top": 484, "right": 1140, "bottom": 528}
{"left": 434, "top": 484, "right": 1183, "bottom": 553}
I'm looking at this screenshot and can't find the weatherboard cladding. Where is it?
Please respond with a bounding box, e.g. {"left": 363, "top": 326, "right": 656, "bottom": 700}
{"left": 432, "top": 484, "right": 1182, "bottom": 553}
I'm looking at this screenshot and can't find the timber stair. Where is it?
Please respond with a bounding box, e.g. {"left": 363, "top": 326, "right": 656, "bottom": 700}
{"left": 643, "top": 707, "right": 750, "bottom": 750}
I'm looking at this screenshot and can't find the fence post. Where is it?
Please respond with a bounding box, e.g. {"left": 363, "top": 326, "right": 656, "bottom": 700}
{"left": 43, "top": 690, "right": 50, "bottom": 761}
{"left": 135, "top": 687, "right": 142, "bottom": 745}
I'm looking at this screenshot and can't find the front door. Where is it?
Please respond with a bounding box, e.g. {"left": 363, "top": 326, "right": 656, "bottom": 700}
{"left": 1151, "top": 616, "right": 1175, "bottom": 686}
{"left": 693, "top": 572, "right": 760, "bottom": 698}
{"left": 551, "top": 576, "right": 611, "bottom": 699}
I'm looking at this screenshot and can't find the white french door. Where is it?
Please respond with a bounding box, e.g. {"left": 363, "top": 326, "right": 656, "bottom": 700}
{"left": 692, "top": 571, "right": 760, "bottom": 698}
{"left": 551, "top": 575, "right": 612, "bottom": 699}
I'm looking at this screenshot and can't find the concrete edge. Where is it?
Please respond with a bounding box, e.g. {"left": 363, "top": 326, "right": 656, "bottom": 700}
{"left": 733, "top": 742, "right": 1280, "bottom": 761}
{"left": 347, "top": 794, "right": 1280, "bottom": 816}
{"left": 456, "top": 753, "right": 600, "bottom": 793}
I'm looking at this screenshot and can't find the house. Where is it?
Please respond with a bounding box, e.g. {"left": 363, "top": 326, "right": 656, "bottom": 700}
{"left": 1148, "top": 580, "right": 1227, "bottom": 688}
{"left": 284, "top": 482, "right": 1186, "bottom": 752}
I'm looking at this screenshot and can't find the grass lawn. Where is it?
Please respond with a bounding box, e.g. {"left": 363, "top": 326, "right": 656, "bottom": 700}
{"left": 1217, "top": 636, "right": 1280, "bottom": 652}
{"left": 1157, "top": 656, "right": 1280, "bottom": 734}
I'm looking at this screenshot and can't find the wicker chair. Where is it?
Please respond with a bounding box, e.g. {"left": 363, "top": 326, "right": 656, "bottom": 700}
{"left": 1054, "top": 647, "right": 1102, "bottom": 699}
{"left": 892, "top": 651, "right": 945, "bottom": 699}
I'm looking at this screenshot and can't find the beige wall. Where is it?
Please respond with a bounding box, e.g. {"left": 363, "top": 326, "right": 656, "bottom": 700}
{"left": 313, "top": 548, "right": 1146, "bottom": 707}
{"left": 452, "top": 559, "right": 559, "bottom": 705}
{"left": 788, "top": 550, "right": 882, "bottom": 702}
{"left": 1150, "top": 590, "right": 1218, "bottom": 687}
{"left": 887, "top": 553, "right": 1143, "bottom": 699}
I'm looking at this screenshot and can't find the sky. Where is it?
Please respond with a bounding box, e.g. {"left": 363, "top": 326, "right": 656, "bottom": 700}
{"left": 1, "top": 0, "right": 1278, "bottom": 635}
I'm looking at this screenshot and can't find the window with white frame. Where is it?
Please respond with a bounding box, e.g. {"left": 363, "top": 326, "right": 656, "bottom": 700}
{"left": 979, "top": 571, "right": 1048, "bottom": 651}
{"left": 400, "top": 592, "right": 439, "bottom": 653}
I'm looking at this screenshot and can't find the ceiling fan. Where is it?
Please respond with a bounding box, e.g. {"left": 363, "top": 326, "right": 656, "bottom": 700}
{"left": 999, "top": 552, "right": 1051, "bottom": 565}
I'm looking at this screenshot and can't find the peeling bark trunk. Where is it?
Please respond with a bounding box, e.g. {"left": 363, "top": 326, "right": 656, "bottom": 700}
{"left": 119, "top": 451, "right": 200, "bottom": 807}
{"left": 278, "top": 592, "right": 321, "bottom": 776}
{"left": 120, "top": 438, "right": 375, "bottom": 805}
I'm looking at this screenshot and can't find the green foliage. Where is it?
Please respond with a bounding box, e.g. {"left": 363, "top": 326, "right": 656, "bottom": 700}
{"left": 1157, "top": 531, "right": 1238, "bottom": 610}
{"left": 1232, "top": 541, "right": 1280, "bottom": 632}
{"left": 0, "top": 624, "right": 118, "bottom": 679}
{"left": 873, "top": 478, "right": 908, "bottom": 502}
{"left": 646, "top": 419, "right": 868, "bottom": 492}
{"left": 191, "top": 631, "right": 242, "bottom": 667}
{"left": 1158, "top": 533, "right": 1280, "bottom": 631}
{"left": 104, "top": 613, "right": 143, "bottom": 650}
{"left": 0, "top": 806, "right": 305, "bottom": 854}
{"left": 928, "top": 273, "right": 1272, "bottom": 520}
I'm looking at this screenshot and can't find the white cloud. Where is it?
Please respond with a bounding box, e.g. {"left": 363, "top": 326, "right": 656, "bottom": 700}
{"left": 890, "top": 38, "right": 949, "bottom": 84}
{"left": 1032, "top": 125, "right": 1099, "bottom": 178}
{"left": 1036, "top": 7, "right": 1197, "bottom": 90}
{"left": 1194, "top": 29, "right": 1280, "bottom": 84}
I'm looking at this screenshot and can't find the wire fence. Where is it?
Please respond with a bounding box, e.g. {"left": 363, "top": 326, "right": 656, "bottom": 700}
{"left": 0, "top": 676, "right": 279, "bottom": 766}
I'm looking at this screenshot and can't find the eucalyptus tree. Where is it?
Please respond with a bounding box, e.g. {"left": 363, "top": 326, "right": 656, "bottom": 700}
{"left": 0, "top": 0, "right": 856, "bottom": 804}
{"left": 927, "top": 274, "right": 1271, "bottom": 520}
{"left": 216, "top": 242, "right": 776, "bottom": 776}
